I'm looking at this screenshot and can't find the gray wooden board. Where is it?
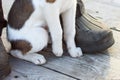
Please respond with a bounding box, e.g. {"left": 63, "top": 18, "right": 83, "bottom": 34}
{"left": 42, "top": 30, "right": 120, "bottom": 80}
{"left": 84, "top": 0, "right": 120, "bottom": 30}
{"left": 4, "top": 57, "right": 76, "bottom": 80}
{"left": 42, "top": 55, "right": 109, "bottom": 80}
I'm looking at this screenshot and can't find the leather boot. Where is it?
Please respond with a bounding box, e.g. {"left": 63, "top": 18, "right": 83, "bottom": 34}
{"left": 0, "top": 0, "right": 11, "bottom": 79}
{"left": 0, "top": 38, "right": 11, "bottom": 80}
{"left": 75, "top": 0, "right": 114, "bottom": 52}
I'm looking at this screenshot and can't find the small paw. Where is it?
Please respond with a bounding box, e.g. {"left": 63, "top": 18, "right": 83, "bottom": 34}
{"left": 26, "top": 54, "right": 46, "bottom": 65}
{"left": 69, "top": 47, "right": 83, "bottom": 57}
{"left": 53, "top": 47, "right": 63, "bottom": 57}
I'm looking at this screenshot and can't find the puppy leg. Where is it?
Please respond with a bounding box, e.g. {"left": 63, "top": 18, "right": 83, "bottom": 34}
{"left": 9, "top": 27, "right": 48, "bottom": 65}
{"left": 62, "top": 3, "right": 83, "bottom": 57}
{"left": 44, "top": 10, "right": 63, "bottom": 57}
{"left": 10, "top": 50, "right": 46, "bottom": 65}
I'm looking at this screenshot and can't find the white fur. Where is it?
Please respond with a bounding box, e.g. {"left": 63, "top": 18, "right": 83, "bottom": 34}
{"left": 8, "top": 0, "right": 83, "bottom": 65}
{"left": 10, "top": 50, "right": 46, "bottom": 65}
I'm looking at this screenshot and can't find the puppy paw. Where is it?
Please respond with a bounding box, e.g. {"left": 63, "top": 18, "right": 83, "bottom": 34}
{"left": 25, "top": 54, "right": 46, "bottom": 65}
{"left": 53, "top": 47, "right": 63, "bottom": 57}
{"left": 69, "top": 47, "right": 83, "bottom": 57}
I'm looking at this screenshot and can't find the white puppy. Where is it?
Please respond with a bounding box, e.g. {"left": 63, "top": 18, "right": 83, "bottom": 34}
{"left": 7, "top": 0, "right": 83, "bottom": 65}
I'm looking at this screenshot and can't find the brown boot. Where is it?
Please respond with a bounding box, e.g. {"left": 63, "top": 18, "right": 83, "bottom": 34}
{"left": 0, "top": 0, "right": 11, "bottom": 79}
{"left": 0, "top": 38, "right": 11, "bottom": 80}
{"left": 75, "top": 0, "right": 114, "bottom": 52}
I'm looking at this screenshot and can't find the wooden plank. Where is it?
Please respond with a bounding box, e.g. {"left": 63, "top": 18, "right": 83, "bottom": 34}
{"left": 41, "top": 30, "right": 120, "bottom": 80}
{"left": 4, "top": 71, "right": 28, "bottom": 80}
{"left": 86, "top": 54, "right": 120, "bottom": 80}
{"left": 43, "top": 54, "right": 108, "bottom": 80}
{"left": 84, "top": 1, "right": 120, "bottom": 29}
{"left": 42, "top": 52, "right": 120, "bottom": 80}
{"left": 4, "top": 57, "right": 76, "bottom": 80}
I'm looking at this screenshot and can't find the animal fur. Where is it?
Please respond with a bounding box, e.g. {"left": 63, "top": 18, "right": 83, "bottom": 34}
{"left": 7, "top": 0, "right": 83, "bottom": 65}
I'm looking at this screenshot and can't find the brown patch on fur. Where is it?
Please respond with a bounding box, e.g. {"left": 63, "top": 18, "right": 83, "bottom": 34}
{"left": 46, "top": 0, "right": 56, "bottom": 3}
{"left": 11, "top": 40, "right": 32, "bottom": 54}
{"left": 8, "top": 0, "right": 34, "bottom": 29}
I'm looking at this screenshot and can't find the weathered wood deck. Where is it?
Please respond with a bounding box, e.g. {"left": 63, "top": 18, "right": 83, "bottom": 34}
{"left": 2, "top": 0, "right": 120, "bottom": 80}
